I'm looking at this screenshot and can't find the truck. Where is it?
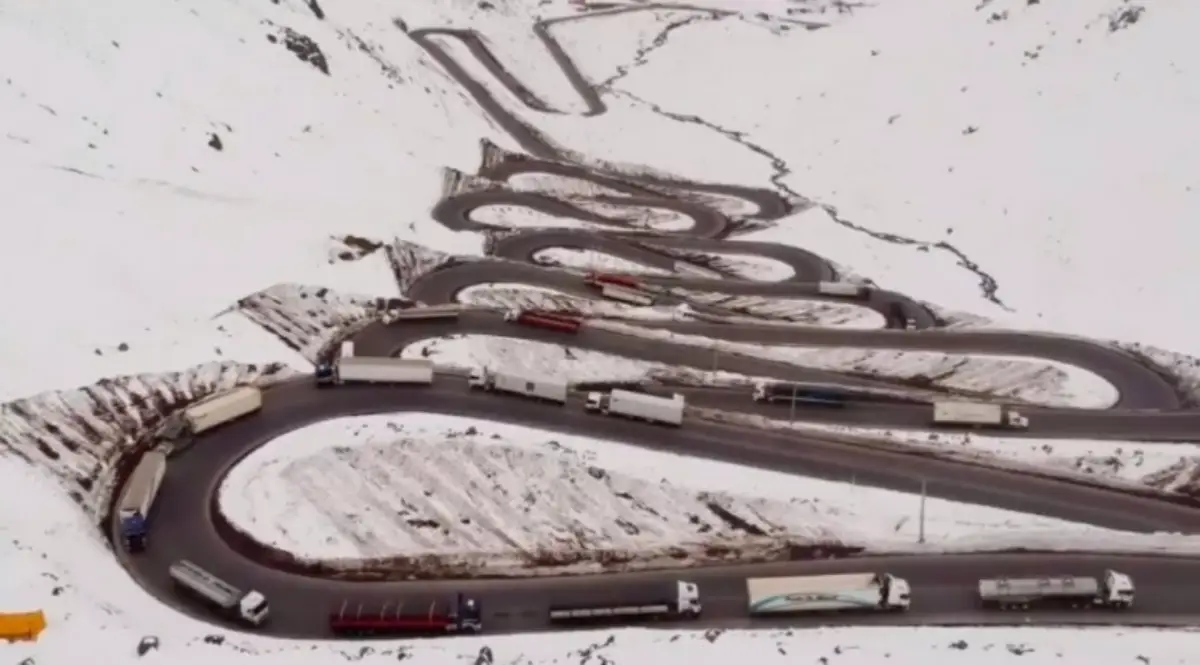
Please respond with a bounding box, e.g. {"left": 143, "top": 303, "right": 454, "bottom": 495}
{"left": 548, "top": 580, "right": 702, "bottom": 625}
{"left": 746, "top": 572, "right": 911, "bottom": 615}
{"left": 116, "top": 449, "right": 168, "bottom": 552}
{"left": 182, "top": 386, "right": 263, "bottom": 435}
{"left": 752, "top": 381, "right": 847, "bottom": 408}
{"left": 673, "top": 261, "right": 722, "bottom": 279}
{"left": 381, "top": 305, "right": 462, "bottom": 324}
{"left": 340, "top": 341, "right": 355, "bottom": 358}
{"left": 504, "top": 309, "right": 582, "bottom": 334}
{"left": 817, "top": 281, "right": 870, "bottom": 299}
{"left": 932, "top": 400, "right": 1029, "bottom": 429}
{"left": 168, "top": 560, "right": 270, "bottom": 626}
{"left": 317, "top": 357, "right": 435, "bottom": 387}
{"left": 329, "top": 594, "right": 482, "bottom": 636}
{"left": 586, "top": 389, "right": 684, "bottom": 427}
{"left": 600, "top": 283, "right": 654, "bottom": 307}
{"left": 978, "top": 571, "right": 1134, "bottom": 610}
{"left": 468, "top": 368, "right": 567, "bottom": 403}
{"left": 585, "top": 272, "right": 640, "bottom": 289}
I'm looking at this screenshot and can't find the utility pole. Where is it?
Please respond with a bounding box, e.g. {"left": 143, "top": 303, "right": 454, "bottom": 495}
{"left": 918, "top": 479, "right": 927, "bottom": 544}
{"left": 789, "top": 384, "right": 798, "bottom": 423}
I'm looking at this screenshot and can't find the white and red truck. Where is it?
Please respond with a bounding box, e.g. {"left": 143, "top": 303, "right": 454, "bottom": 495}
{"left": 503, "top": 309, "right": 582, "bottom": 334}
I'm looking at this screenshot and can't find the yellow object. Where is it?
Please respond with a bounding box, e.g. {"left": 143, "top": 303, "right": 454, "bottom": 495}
{"left": 0, "top": 611, "right": 47, "bottom": 642}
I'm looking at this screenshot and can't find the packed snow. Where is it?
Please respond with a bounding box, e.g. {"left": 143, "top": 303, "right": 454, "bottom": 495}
{"left": 217, "top": 414, "right": 1200, "bottom": 577}
{"left": 592, "top": 321, "right": 1118, "bottom": 408}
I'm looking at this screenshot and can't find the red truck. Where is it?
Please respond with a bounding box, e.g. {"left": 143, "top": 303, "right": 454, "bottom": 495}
{"left": 585, "top": 272, "right": 641, "bottom": 289}
{"left": 329, "top": 595, "right": 483, "bottom": 637}
{"left": 504, "top": 309, "right": 582, "bottom": 333}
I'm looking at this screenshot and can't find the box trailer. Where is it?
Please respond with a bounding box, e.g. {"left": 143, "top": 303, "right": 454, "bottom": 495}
{"left": 932, "top": 400, "right": 1029, "bottom": 429}
{"left": 168, "top": 560, "right": 269, "bottom": 626}
{"left": 317, "top": 357, "right": 435, "bottom": 386}
{"left": 586, "top": 389, "right": 684, "bottom": 426}
{"left": 381, "top": 305, "right": 462, "bottom": 323}
{"left": 585, "top": 272, "right": 640, "bottom": 289}
{"left": 599, "top": 283, "right": 655, "bottom": 306}
{"left": 817, "top": 282, "right": 870, "bottom": 299}
{"left": 752, "top": 381, "right": 847, "bottom": 408}
{"left": 746, "top": 573, "right": 911, "bottom": 615}
{"left": 116, "top": 449, "right": 168, "bottom": 552}
{"left": 978, "top": 571, "right": 1134, "bottom": 610}
{"left": 504, "top": 309, "right": 582, "bottom": 333}
{"left": 548, "top": 580, "right": 702, "bottom": 625}
{"left": 468, "top": 368, "right": 567, "bottom": 403}
{"left": 329, "top": 594, "right": 482, "bottom": 636}
{"left": 182, "top": 386, "right": 262, "bottom": 435}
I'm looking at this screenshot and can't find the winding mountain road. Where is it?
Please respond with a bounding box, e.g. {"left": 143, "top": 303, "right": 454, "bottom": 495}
{"left": 110, "top": 3, "right": 1200, "bottom": 640}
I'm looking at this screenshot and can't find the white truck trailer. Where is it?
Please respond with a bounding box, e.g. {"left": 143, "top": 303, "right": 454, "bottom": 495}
{"left": 317, "top": 357, "right": 435, "bottom": 386}
{"left": 600, "top": 284, "right": 655, "bottom": 306}
{"left": 932, "top": 400, "right": 1029, "bottom": 430}
{"left": 381, "top": 305, "right": 462, "bottom": 324}
{"left": 746, "top": 573, "right": 911, "bottom": 615}
{"left": 978, "top": 571, "right": 1134, "bottom": 610}
{"left": 182, "top": 386, "right": 263, "bottom": 435}
{"left": 468, "top": 368, "right": 568, "bottom": 403}
{"left": 817, "top": 282, "right": 870, "bottom": 299}
{"left": 548, "top": 580, "right": 702, "bottom": 625}
{"left": 117, "top": 449, "right": 168, "bottom": 552}
{"left": 168, "top": 560, "right": 270, "bottom": 626}
{"left": 585, "top": 390, "right": 685, "bottom": 427}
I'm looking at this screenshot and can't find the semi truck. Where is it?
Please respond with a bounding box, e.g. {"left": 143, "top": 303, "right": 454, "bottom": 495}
{"left": 182, "top": 386, "right": 263, "bottom": 435}
{"left": 468, "top": 368, "right": 567, "bottom": 403}
{"left": 116, "top": 449, "right": 168, "bottom": 552}
{"left": 381, "top": 305, "right": 462, "bottom": 323}
{"left": 599, "top": 283, "right": 655, "bottom": 306}
{"left": 978, "top": 571, "right": 1134, "bottom": 610}
{"left": 752, "top": 381, "right": 847, "bottom": 408}
{"left": 340, "top": 341, "right": 355, "bottom": 358}
{"left": 585, "top": 389, "right": 685, "bottom": 427}
{"left": 673, "top": 261, "right": 722, "bottom": 279}
{"left": 329, "top": 594, "right": 482, "bottom": 636}
{"left": 817, "top": 282, "right": 871, "bottom": 299}
{"left": 504, "top": 309, "right": 582, "bottom": 334}
{"left": 932, "top": 400, "right": 1029, "bottom": 430}
{"left": 316, "top": 357, "right": 435, "bottom": 387}
{"left": 168, "top": 560, "right": 270, "bottom": 626}
{"left": 746, "top": 573, "right": 911, "bottom": 615}
{"left": 548, "top": 580, "right": 702, "bottom": 625}
{"left": 585, "top": 272, "right": 640, "bottom": 289}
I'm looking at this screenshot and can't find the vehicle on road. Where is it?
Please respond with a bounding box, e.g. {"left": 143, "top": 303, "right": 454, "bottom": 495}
{"left": 752, "top": 381, "right": 847, "bottom": 408}
{"left": 817, "top": 282, "right": 870, "bottom": 299}
{"left": 746, "top": 572, "right": 911, "bottom": 615}
{"left": 978, "top": 571, "right": 1134, "bottom": 610}
{"left": 168, "top": 560, "right": 269, "bottom": 626}
{"left": 340, "top": 341, "right": 355, "bottom": 358}
{"left": 503, "top": 309, "right": 582, "bottom": 334}
{"left": 548, "top": 580, "right": 702, "bottom": 625}
{"left": 381, "top": 305, "right": 462, "bottom": 324}
{"left": 316, "top": 357, "right": 435, "bottom": 387}
{"left": 672, "top": 261, "right": 722, "bottom": 279}
{"left": 585, "top": 272, "right": 640, "bottom": 289}
{"left": 586, "top": 389, "right": 684, "bottom": 426}
{"left": 932, "top": 400, "right": 1029, "bottom": 430}
{"left": 181, "top": 386, "right": 263, "bottom": 435}
{"left": 599, "top": 283, "right": 655, "bottom": 306}
{"left": 117, "top": 449, "right": 168, "bottom": 552}
{"left": 329, "top": 594, "right": 482, "bottom": 636}
{"left": 468, "top": 368, "right": 567, "bottom": 403}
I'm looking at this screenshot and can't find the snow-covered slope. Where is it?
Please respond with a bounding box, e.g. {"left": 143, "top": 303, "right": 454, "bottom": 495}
{"left": 4, "top": 0, "right": 1200, "bottom": 657}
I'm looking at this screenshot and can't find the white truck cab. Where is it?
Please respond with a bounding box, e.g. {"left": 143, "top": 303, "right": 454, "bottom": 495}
{"left": 239, "top": 591, "right": 270, "bottom": 625}
{"left": 1005, "top": 410, "right": 1030, "bottom": 428}
{"left": 1103, "top": 570, "right": 1135, "bottom": 607}
{"left": 585, "top": 392, "right": 607, "bottom": 411}
{"left": 675, "top": 581, "right": 703, "bottom": 616}
{"left": 881, "top": 573, "right": 912, "bottom": 610}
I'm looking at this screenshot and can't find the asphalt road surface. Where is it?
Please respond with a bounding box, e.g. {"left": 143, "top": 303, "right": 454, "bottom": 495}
{"left": 113, "top": 5, "right": 1200, "bottom": 641}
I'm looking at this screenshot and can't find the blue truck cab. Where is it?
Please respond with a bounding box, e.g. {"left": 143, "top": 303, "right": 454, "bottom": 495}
{"left": 121, "top": 511, "right": 148, "bottom": 552}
